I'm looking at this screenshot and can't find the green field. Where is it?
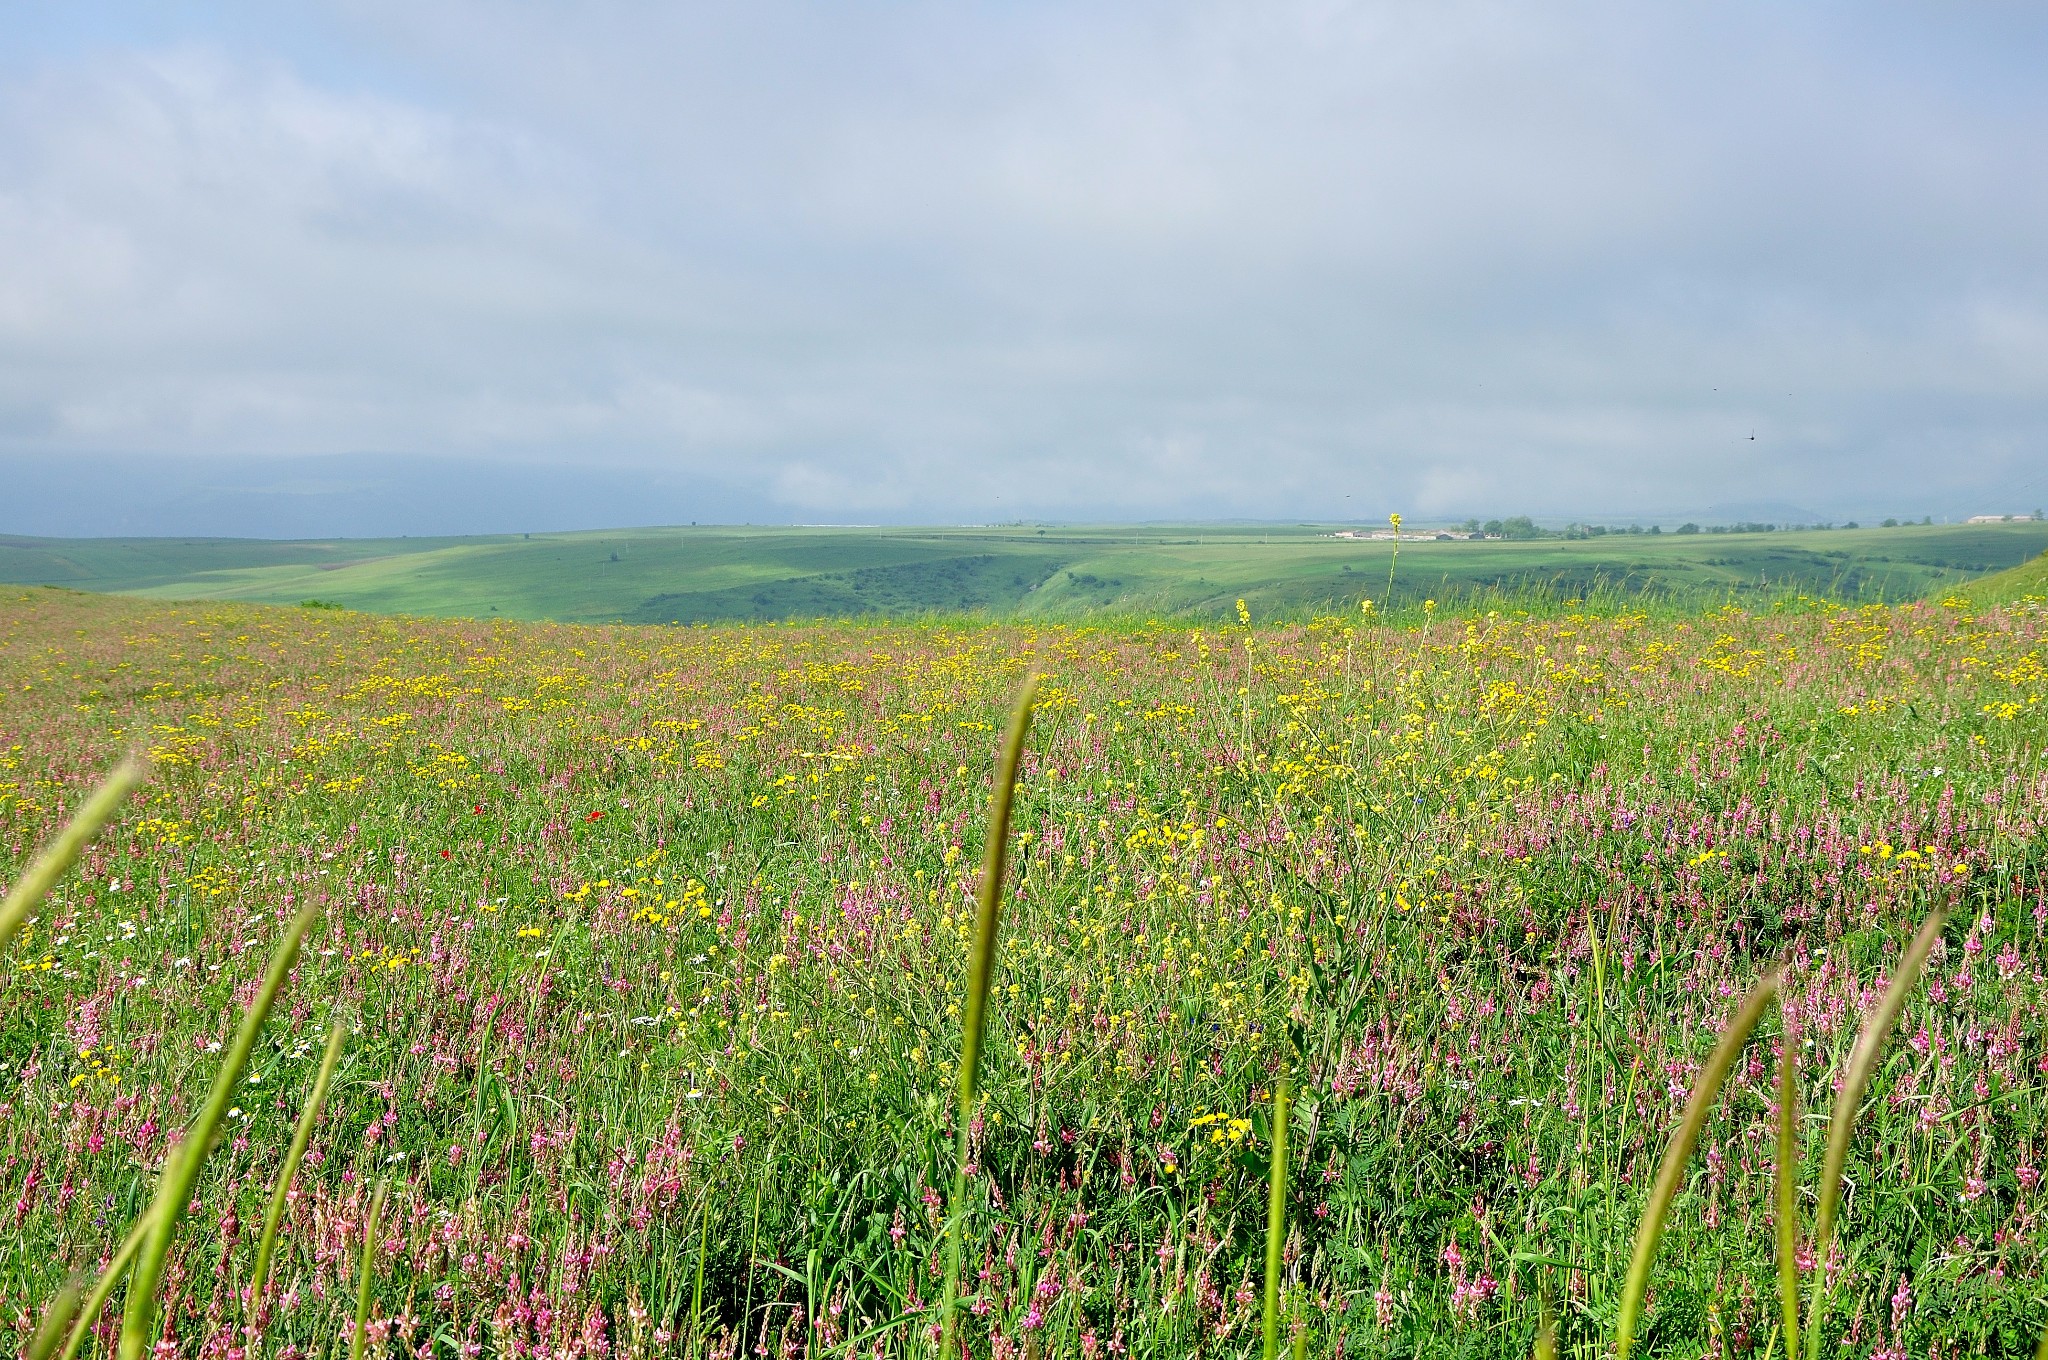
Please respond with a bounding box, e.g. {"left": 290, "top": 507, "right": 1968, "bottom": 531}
{"left": 2, "top": 584, "right": 2044, "bottom": 1355}
{"left": 3, "top": 522, "right": 2046, "bottom": 623}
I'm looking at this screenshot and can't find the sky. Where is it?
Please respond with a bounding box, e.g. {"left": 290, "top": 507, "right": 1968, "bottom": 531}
{"left": 3, "top": 1, "right": 2047, "bottom": 536}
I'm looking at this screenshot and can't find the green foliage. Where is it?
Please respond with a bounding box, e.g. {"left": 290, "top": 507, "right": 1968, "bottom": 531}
{"left": 7, "top": 521, "right": 2048, "bottom": 624}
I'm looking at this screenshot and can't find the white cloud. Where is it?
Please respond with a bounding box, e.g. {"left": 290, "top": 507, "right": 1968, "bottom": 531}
{"left": 3, "top": 2, "right": 2047, "bottom": 529}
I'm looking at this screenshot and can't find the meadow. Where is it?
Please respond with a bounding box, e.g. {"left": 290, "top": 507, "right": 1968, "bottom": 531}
{"left": 0, "top": 579, "right": 2044, "bottom": 1357}
{"left": 5, "top": 521, "right": 2046, "bottom": 626}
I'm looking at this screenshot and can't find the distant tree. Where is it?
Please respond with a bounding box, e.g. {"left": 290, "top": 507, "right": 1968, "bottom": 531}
{"left": 1649, "top": 524, "right": 1661, "bottom": 535}
{"left": 1922, "top": 516, "right": 1933, "bottom": 525}
{"left": 1843, "top": 521, "right": 1859, "bottom": 529}
{"left": 1461, "top": 518, "right": 1481, "bottom": 533}
{"left": 1483, "top": 519, "right": 1505, "bottom": 536}
{"left": 1676, "top": 523, "right": 1701, "bottom": 535}
{"left": 1882, "top": 517, "right": 1899, "bottom": 527}
{"left": 1500, "top": 515, "right": 1541, "bottom": 540}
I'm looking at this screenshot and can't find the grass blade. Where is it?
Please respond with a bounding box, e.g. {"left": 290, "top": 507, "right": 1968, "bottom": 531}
{"left": 1802, "top": 908, "right": 1947, "bottom": 1360}
{"left": 1615, "top": 969, "right": 1780, "bottom": 1359}
{"left": 352, "top": 1180, "right": 389, "bottom": 1360}
{"left": 1262, "top": 1071, "right": 1293, "bottom": 1360}
{"left": 1775, "top": 1018, "right": 1801, "bottom": 1360}
{"left": 57, "top": 1217, "right": 150, "bottom": 1360}
{"left": 690, "top": 1190, "right": 711, "bottom": 1354}
{"left": 0, "top": 756, "right": 147, "bottom": 956}
{"left": 118, "top": 903, "right": 319, "bottom": 1360}
{"left": 245, "top": 1020, "right": 347, "bottom": 1330}
{"left": 27, "top": 1279, "right": 82, "bottom": 1360}
{"left": 939, "top": 673, "right": 1040, "bottom": 1358}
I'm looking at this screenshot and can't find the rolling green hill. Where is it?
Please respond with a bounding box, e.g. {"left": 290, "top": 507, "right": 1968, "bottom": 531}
{"left": 5, "top": 521, "right": 2047, "bottom": 623}
{"left": 1952, "top": 545, "right": 2048, "bottom": 606}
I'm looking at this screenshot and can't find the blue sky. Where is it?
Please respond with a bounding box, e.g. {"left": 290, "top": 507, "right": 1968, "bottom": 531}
{"left": 4, "top": 2, "right": 2047, "bottom": 533}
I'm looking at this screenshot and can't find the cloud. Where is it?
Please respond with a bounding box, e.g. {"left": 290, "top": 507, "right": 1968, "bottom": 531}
{"left": 3, "top": 2, "right": 2047, "bottom": 532}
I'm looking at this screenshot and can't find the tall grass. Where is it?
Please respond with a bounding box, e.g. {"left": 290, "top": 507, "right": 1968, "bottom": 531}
{"left": 117, "top": 905, "right": 318, "bottom": 1360}
{"left": 1800, "top": 908, "right": 1949, "bottom": 1360}
{"left": 245, "top": 1021, "right": 348, "bottom": 1329}
{"left": 53, "top": 1222, "right": 146, "bottom": 1360}
{"left": 1261, "top": 1071, "right": 1293, "bottom": 1360}
{"left": 1611, "top": 909, "right": 1957, "bottom": 1359}
{"left": 0, "top": 756, "right": 145, "bottom": 954}
{"left": 0, "top": 759, "right": 146, "bottom": 1360}
{"left": 939, "top": 674, "right": 1040, "bottom": 1357}
{"left": 1774, "top": 1025, "right": 1802, "bottom": 1358}
{"left": 1613, "top": 972, "right": 1781, "bottom": 1358}
{"left": 351, "top": 1181, "right": 389, "bottom": 1360}
{"left": 0, "top": 760, "right": 321, "bottom": 1360}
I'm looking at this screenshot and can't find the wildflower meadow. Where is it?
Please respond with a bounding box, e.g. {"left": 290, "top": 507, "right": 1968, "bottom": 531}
{"left": 0, "top": 586, "right": 2043, "bottom": 1358}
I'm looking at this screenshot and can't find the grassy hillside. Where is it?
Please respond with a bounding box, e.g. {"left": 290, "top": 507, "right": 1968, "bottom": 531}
{"left": 6, "top": 521, "right": 2047, "bottom": 623}
{"left": 1954, "top": 545, "right": 2048, "bottom": 606}
{"left": 0, "top": 532, "right": 477, "bottom": 591}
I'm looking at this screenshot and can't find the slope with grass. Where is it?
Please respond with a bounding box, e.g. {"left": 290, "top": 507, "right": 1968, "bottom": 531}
{"left": 1954, "top": 546, "right": 2048, "bottom": 607}
{"left": 0, "top": 532, "right": 476, "bottom": 592}
{"left": 7, "top": 521, "right": 2048, "bottom": 624}
{"left": 1, "top": 587, "right": 2043, "bottom": 1355}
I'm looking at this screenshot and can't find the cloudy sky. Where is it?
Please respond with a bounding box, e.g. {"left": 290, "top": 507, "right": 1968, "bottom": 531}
{"left": 4, "top": 2, "right": 2046, "bottom": 535}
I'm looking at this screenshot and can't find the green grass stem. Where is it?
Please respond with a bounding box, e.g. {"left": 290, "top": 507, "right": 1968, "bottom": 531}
{"left": 56, "top": 1216, "right": 150, "bottom": 1360}
{"left": 1615, "top": 970, "right": 1780, "bottom": 1358}
{"left": 938, "top": 673, "right": 1040, "bottom": 1357}
{"left": 117, "top": 903, "right": 319, "bottom": 1360}
{"left": 27, "top": 1279, "right": 81, "bottom": 1360}
{"left": 0, "top": 756, "right": 146, "bottom": 956}
{"left": 1802, "top": 909, "right": 1948, "bottom": 1360}
{"left": 352, "top": 1181, "right": 389, "bottom": 1360}
{"left": 1262, "top": 1071, "right": 1293, "bottom": 1360}
{"left": 690, "top": 1191, "right": 711, "bottom": 1353}
{"left": 1775, "top": 1023, "right": 1801, "bottom": 1360}
{"left": 245, "top": 1020, "right": 347, "bottom": 1329}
